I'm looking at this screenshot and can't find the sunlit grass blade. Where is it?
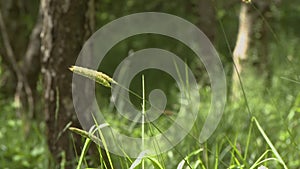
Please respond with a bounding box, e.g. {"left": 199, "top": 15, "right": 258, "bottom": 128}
{"left": 214, "top": 144, "right": 219, "bottom": 169}
{"left": 252, "top": 158, "right": 282, "bottom": 169}
{"left": 91, "top": 115, "right": 114, "bottom": 169}
{"left": 226, "top": 136, "right": 247, "bottom": 167}
{"left": 141, "top": 75, "right": 146, "bottom": 169}
{"left": 147, "top": 157, "right": 164, "bottom": 169}
{"left": 244, "top": 117, "right": 253, "bottom": 161}
{"left": 249, "top": 150, "right": 271, "bottom": 169}
{"left": 129, "top": 151, "right": 148, "bottom": 169}
{"left": 177, "top": 148, "right": 203, "bottom": 169}
{"left": 252, "top": 117, "right": 288, "bottom": 169}
{"left": 76, "top": 138, "right": 91, "bottom": 169}
{"left": 96, "top": 145, "right": 109, "bottom": 169}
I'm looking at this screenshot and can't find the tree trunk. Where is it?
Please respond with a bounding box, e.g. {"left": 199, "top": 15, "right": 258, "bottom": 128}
{"left": 231, "top": 0, "right": 274, "bottom": 99}
{"left": 40, "top": 0, "right": 93, "bottom": 168}
{"left": 231, "top": 2, "right": 253, "bottom": 99}
{"left": 195, "top": 0, "right": 216, "bottom": 43}
{"left": 188, "top": 0, "right": 217, "bottom": 83}
{"left": 253, "top": 0, "right": 273, "bottom": 88}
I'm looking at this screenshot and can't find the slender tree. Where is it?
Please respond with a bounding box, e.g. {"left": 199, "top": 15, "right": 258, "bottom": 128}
{"left": 231, "top": 0, "right": 274, "bottom": 98}
{"left": 232, "top": 2, "right": 253, "bottom": 98}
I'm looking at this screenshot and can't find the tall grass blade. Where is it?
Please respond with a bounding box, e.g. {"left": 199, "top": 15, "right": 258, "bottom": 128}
{"left": 141, "top": 75, "right": 146, "bottom": 169}
{"left": 249, "top": 150, "right": 271, "bottom": 169}
{"left": 129, "top": 151, "right": 148, "bottom": 169}
{"left": 214, "top": 144, "right": 219, "bottom": 169}
{"left": 252, "top": 117, "right": 288, "bottom": 169}
{"left": 76, "top": 138, "right": 91, "bottom": 169}
{"left": 244, "top": 118, "right": 253, "bottom": 160}
{"left": 147, "top": 157, "right": 164, "bottom": 169}
{"left": 177, "top": 148, "right": 203, "bottom": 169}
{"left": 91, "top": 115, "right": 114, "bottom": 169}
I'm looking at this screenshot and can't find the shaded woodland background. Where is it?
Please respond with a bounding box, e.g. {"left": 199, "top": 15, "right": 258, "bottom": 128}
{"left": 0, "top": 0, "right": 300, "bottom": 168}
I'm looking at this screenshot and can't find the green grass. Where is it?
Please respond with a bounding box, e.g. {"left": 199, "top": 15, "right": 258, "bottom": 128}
{"left": 1, "top": 39, "right": 299, "bottom": 168}
{"left": 1, "top": 63, "right": 299, "bottom": 168}
{"left": 69, "top": 62, "right": 300, "bottom": 168}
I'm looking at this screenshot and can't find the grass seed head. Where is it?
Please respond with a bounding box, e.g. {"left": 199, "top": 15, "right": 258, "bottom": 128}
{"left": 69, "top": 66, "right": 115, "bottom": 87}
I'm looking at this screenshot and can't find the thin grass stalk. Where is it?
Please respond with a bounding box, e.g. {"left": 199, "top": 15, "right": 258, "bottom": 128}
{"left": 96, "top": 145, "right": 108, "bottom": 169}
{"left": 214, "top": 144, "right": 219, "bottom": 169}
{"left": 204, "top": 143, "right": 209, "bottom": 168}
{"left": 92, "top": 115, "right": 114, "bottom": 169}
{"left": 70, "top": 134, "right": 80, "bottom": 165}
{"left": 147, "top": 122, "right": 166, "bottom": 168}
{"left": 226, "top": 136, "right": 247, "bottom": 167}
{"left": 244, "top": 118, "right": 253, "bottom": 161}
{"left": 76, "top": 138, "right": 91, "bottom": 169}
{"left": 141, "top": 75, "right": 145, "bottom": 169}
{"left": 252, "top": 117, "right": 288, "bottom": 169}
{"left": 249, "top": 150, "right": 271, "bottom": 169}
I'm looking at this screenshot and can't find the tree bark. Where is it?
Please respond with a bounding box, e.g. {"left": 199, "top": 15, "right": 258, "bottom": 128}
{"left": 252, "top": 0, "right": 274, "bottom": 88}
{"left": 187, "top": 0, "right": 217, "bottom": 84}
{"left": 231, "top": 2, "right": 253, "bottom": 99}
{"left": 195, "top": 0, "right": 216, "bottom": 43}
{"left": 231, "top": 0, "right": 274, "bottom": 99}
{"left": 40, "top": 0, "right": 93, "bottom": 168}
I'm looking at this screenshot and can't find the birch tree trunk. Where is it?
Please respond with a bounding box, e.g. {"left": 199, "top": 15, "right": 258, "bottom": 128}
{"left": 232, "top": 2, "right": 252, "bottom": 99}
{"left": 231, "top": 0, "right": 273, "bottom": 99}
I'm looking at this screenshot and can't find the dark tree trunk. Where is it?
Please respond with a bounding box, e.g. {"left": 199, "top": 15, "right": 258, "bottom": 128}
{"left": 252, "top": 0, "right": 274, "bottom": 88}
{"left": 40, "top": 0, "right": 93, "bottom": 168}
{"left": 195, "top": 0, "right": 217, "bottom": 43}
{"left": 187, "top": 0, "right": 217, "bottom": 84}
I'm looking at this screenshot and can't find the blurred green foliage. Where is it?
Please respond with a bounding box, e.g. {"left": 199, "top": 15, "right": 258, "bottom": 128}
{"left": 0, "top": 98, "right": 50, "bottom": 169}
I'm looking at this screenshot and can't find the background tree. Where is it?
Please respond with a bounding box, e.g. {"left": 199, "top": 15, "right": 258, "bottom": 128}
{"left": 0, "top": 0, "right": 41, "bottom": 117}
{"left": 231, "top": 0, "right": 276, "bottom": 99}
{"left": 40, "top": 0, "right": 94, "bottom": 167}
{"left": 232, "top": 1, "right": 253, "bottom": 99}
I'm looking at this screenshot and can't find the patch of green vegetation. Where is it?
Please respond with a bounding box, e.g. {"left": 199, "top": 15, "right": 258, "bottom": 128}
{"left": 70, "top": 55, "right": 300, "bottom": 168}
{"left": 0, "top": 98, "right": 50, "bottom": 169}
